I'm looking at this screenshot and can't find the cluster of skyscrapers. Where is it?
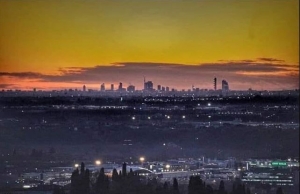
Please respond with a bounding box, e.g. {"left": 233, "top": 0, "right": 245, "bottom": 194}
{"left": 82, "top": 77, "right": 229, "bottom": 93}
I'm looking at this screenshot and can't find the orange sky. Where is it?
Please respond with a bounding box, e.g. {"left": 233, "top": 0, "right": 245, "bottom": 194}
{"left": 0, "top": 0, "right": 299, "bottom": 90}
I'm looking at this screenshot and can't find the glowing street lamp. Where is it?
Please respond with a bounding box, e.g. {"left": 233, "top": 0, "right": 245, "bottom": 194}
{"left": 140, "top": 157, "right": 145, "bottom": 162}
{"left": 166, "top": 164, "right": 170, "bottom": 171}
{"left": 74, "top": 164, "right": 79, "bottom": 168}
{"left": 95, "top": 160, "right": 101, "bottom": 165}
{"left": 140, "top": 157, "right": 145, "bottom": 166}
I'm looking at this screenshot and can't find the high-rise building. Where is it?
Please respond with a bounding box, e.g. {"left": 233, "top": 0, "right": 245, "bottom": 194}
{"left": 162, "top": 87, "right": 165, "bottom": 92}
{"left": 83, "top": 85, "right": 86, "bottom": 92}
{"left": 157, "top": 85, "right": 161, "bottom": 91}
{"left": 111, "top": 84, "right": 114, "bottom": 91}
{"left": 213, "top": 77, "right": 217, "bottom": 90}
{"left": 127, "top": 85, "right": 135, "bottom": 92}
{"left": 100, "top": 83, "right": 105, "bottom": 91}
{"left": 166, "top": 87, "right": 170, "bottom": 92}
{"left": 222, "top": 80, "right": 229, "bottom": 92}
{"left": 144, "top": 81, "right": 153, "bottom": 91}
{"left": 118, "top": 82, "right": 123, "bottom": 91}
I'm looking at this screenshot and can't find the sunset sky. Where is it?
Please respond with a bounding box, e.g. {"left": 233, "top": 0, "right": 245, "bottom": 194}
{"left": 0, "top": 0, "right": 299, "bottom": 91}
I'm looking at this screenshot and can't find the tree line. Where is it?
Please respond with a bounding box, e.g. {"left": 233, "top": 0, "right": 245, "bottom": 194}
{"left": 53, "top": 162, "right": 285, "bottom": 194}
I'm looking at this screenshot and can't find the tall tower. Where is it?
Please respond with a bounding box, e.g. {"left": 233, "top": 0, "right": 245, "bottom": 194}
{"left": 83, "top": 85, "right": 86, "bottom": 92}
{"left": 111, "top": 84, "right": 114, "bottom": 91}
{"left": 213, "top": 77, "right": 217, "bottom": 90}
{"left": 100, "top": 83, "right": 105, "bottom": 91}
{"left": 222, "top": 80, "right": 229, "bottom": 94}
{"left": 118, "top": 82, "right": 123, "bottom": 91}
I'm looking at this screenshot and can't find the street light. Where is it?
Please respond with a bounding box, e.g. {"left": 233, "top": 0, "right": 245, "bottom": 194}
{"left": 166, "top": 164, "right": 170, "bottom": 171}
{"left": 74, "top": 164, "right": 79, "bottom": 168}
{"left": 95, "top": 160, "right": 101, "bottom": 165}
{"left": 140, "top": 157, "right": 145, "bottom": 166}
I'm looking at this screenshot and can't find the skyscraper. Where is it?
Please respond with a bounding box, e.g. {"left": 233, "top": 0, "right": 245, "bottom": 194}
{"left": 83, "top": 85, "right": 86, "bottom": 92}
{"left": 157, "top": 85, "right": 161, "bottom": 91}
{"left": 213, "top": 77, "right": 217, "bottom": 90}
{"left": 111, "top": 84, "right": 114, "bottom": 91}
{"left": 127, "top": 85, "right": 135, "bottom": 92}
{"left": 222, "top": 80, "right": 229, "bottom": 92}
{"left": 144, "top": 81, "right": 154, "bottom": 91}
{"left": 118, "top": 82, "right": 123, "bottom": 91}
{"left": 100, "top": 83, "right": 105, "bottom": 91}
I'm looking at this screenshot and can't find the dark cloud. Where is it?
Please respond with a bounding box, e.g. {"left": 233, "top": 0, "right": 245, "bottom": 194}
{"left": 0, "top": 84, "right": 15, "bottom": 89}
{"left": 0, "top": 59, "right": 298, "bottom": 90}
{"left": 257, "top": 58, "right": 285, "bottom": 63}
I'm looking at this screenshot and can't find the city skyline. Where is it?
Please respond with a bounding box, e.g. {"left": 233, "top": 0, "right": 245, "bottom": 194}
{"left": 0, "top": 0, "right": 299, "bottom": 91}
{"left": 0, "top": 59, "right": 299, "bottom": 91}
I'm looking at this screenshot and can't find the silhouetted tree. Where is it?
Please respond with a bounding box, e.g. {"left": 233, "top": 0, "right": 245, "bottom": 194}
{"left": 84, "top": 169, "right": 90, "bottom": 194}
{"left": 276, "top": 187, "right": 284, "bottom": 194}
{"left": 173, "top": 178, "right": 179, "bottom": 192}
{"left": 80, "top": 162, "right": 85, "bottom": 174}
{"left": 163, "top": 181, "right": 169, "bottom": 190}
{"left": 122, "top": 162, "right": 127, "bottom": 176}
{"left": 95, "top": 167, "right": 109, "bottom": 194}
{"left": 218, "top": 180, "right": 226, "bottom": 194}
{"left": 188, "top": 176, "right": 205, "bottom": 194}
{"left": 246, "top": 187, "right": 251, "bottom": 194}
{"left": 70, "top": 163, "right": 90, "bottom": 194}
{"left": 129, "top": 168, "right": 134, "bottom": 177}
{"left": 112, "top": 168, "right": 119, "bottom": 182}
{"left": 206, "top": 185, "right": 214, "bottom": 194}
{"left": 70, "top": 168, "right": 79, "bottom": 194}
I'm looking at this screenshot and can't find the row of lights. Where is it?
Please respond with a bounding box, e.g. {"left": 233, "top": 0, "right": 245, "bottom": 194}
{"left": 74, "top": 157, "right": 146, "bottom": 168}
{"left": 132, "top": 116, "right": 186, "bottom": 120}
{"left": 74, "top": 160, "right": 101, "bottom": 168}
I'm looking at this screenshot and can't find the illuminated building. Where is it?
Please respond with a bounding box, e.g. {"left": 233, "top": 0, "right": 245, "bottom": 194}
{"left": 241, "top": 160, "right": 299, "bottom": 187}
